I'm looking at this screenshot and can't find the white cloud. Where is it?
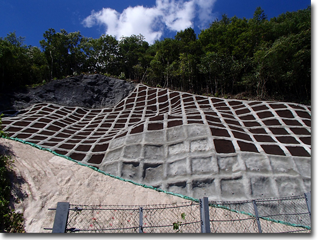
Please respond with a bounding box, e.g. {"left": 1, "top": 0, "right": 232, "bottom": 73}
{"left": 82, "top": 0, "right": 217, "bottom": 44}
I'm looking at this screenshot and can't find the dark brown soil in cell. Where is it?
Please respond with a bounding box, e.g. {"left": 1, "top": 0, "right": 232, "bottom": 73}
{"left": 236, "top": 108, "right": 251, "bottom": 115}
{"left": 136, "top": 101, "right": 145, "bottom": 107}
{"left": 21, "top": 128, "right": 38, "bottom": 134}
{"left": 88, "top": 154, "right": 104, "bottom": 164}
{"left": 150, "top": 115, "right": 164, "bottom": 121}
{"left": 288, "top": 104, "right": 305, "bottom": 110}
{"left": 187, "top": 115, "right": 202, "bottom": 120}
{"left": 101, "top": 123, "right": 112, "bottom": 128}
{"left": 244, "top": 121, "right": 261, "bottom": 127}
{"left": 130, "top": 124, "right": 144, "bottom": 134}
{"left": 203, "top": 111, "right": 218, "bottom": 117}
{"left": 147, "top": 105, "right": 157, "bottom": 112}
{"left": 114, "top": 124, "right": 125, "bottom": 128}
{"left": 159, "top": 95, "right": 168, "bottom": 103}
{"left": 6, "top": 127, "right": 23, "bottom": 132}
{"left": 214, "top": 139, "right": 235, "bottom": 153}
{"left": 286, "top": 146, "right": 310, "bottom": 157}
{"left": 276, "top": 136, "right": 299, "bottom": 144}
{"left": 249, "top": 128, "right": 267, "bottom": 134}
{"left": 225, "top": 119, "right": 241, "bottom": 126}
{"left": 237, "top": 141, "right": 258, "bottom": 152}
{"left": 170, "top": 92, "right": 180, "bottom": 98}
{"left": 257, "top": 111, "right": 274, "bottom": 119}
{"left": 269, "top": 104, "right": 286, "bottom": 109}
{"left": 159, "top": 102, "right": 169, "bottom": 109}
{"left": 210, "top": 98, "right": 223, "bottom": 103}
{"left": 206, "top": 115, "right": 221, "bottom": 123}
{"left": 302, "top": 120, "right": 311, "bottom": 127}
{"left": 38, "top": 118, "right": 52, "bottom": 123}
{"left": 254, "top": 135, "right": 275, "bottom": 142}
{"left": 262, "top": 119, "right": 281, "bottom": 126}
{"left": 75, "top": 145, "right": 91, "bottom": 152}
{"left": 239, "top": 115, "right": 255, "bottom": 120}
{"left": 15, "top": 133, "right": 31, "bottom": 139}
{"left": 290, "top": 128, "right": 310, "bottom": 135}
{"left": 55, "top": 133, "right": 70, "bottom": 138}
{"left": 126, "top": 103, "right": 134, "bottom": 109}
{"left": 282, "top": 119, "right": 302, "bottom": 126}
{"left": 295, "top": 110, "right": 310, "bottom": 119}
{"left": 252, "top": 105, "right": 269, "bottom": 111}
{"left": 276, "top": 110, "right": 294, "bottom": 118}
{"left": 184, "top": 104, "right": 197, "bottom": 110}
{"left": 222, "top": 113, "right": 236, "bottom": 119}
{"left": 42, "top": 142, "right": 57, "bottom": 147}
{"left": 29, "top": 136, "right": 47, "bottom": 141}
{"left": 300, "top": 137, "right": 311, "bottom": 145}
{"left": 37, "top": 130, "right": 54, "bottom": 135}
{"left": 268, "top": 127, "right": 288, "bottom": 135}
{"left": 13, "top": 121, "right": 31, "bottom": 127}
{"left": 168, "top": 120, "right": 183, "bottom": 128}
{"left": 137, "top": 96, "right": 145, "bottom": 103}
{"left": 248, "top": 101, "right": 262, "bottom": 106}
{"left": 69, "top": 153, "right": 86, "bottom": 161}
{"left": 210, "top": 127, "right": 230, "bottom": 137}
{"left": 92, "top": 144, "right": 109, "bottom": 152}
{"left": 232, "top": 131, "right": 252, "bottom": 141}
{"left": 138, "top": 90, "right": 146, "bottom": 97}
{"left": 229, "top": 126, "right": 245, "bottom": 132}
{"left": 126, "top": 97, "right": 135, "bottom": 103}
{"left": 59, "top": 144, "right": 74, "bottom": 150}
{"left": 148, "top": 123, "right": 163, "bottom": 131}
{"left": 46, "top": 125, "right": 60, "bottom": 131}
{"left": 261, "top": 145, "right": 285, "bottom": 156}
{"left": 129, "top": 118, "right": 140, "bottom": 123}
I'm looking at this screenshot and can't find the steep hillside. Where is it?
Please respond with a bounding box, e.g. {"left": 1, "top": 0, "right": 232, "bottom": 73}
{"left": 1, "top": 78, "right": 311, "bottom": 201}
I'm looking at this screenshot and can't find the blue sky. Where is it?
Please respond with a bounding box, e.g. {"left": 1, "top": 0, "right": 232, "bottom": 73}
{"left": 0, "top": 0, "right": 312, "bottom": 47}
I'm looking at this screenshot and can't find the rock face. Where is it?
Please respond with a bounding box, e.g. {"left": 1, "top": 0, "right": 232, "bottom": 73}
{"left": 0, "top": 74, "right": 136, "bottom": 112}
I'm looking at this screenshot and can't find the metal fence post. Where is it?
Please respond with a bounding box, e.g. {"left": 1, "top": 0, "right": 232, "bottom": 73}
{"left": 304, "top": 191, "right": 311, "bottom": 222}
{"left": 139, "top": 207, "right": 143, "bottom": 233}
{"left": 252, "top": 200, "right": 262, "bottom": 233}
{"left": 52, "top": 202, "right": 70, "bottom": 233}
{"left": 199, "top": 197, "right": 210, "bottom": 233}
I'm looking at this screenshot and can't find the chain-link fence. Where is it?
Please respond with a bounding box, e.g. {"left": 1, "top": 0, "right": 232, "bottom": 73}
{"left": 63, "top": 202, "right": 200, "bottom": 233}
{"left": 208, "top": 194, "right": 311, "bottom": 233}
{"left": 45, "top": 192, "right": 311, "bottom": 233}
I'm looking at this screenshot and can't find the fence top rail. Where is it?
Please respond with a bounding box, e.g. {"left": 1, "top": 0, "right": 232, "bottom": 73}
{"left": 208, "top": 193, "right": 307, "bottom": 205}
{"left": 69, "top": 201, "right": 198, "bottom": 210}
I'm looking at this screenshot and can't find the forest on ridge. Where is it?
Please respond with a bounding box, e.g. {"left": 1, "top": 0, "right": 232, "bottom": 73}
{"left": 0, "top": 7, "right": 311, "bottom": 104}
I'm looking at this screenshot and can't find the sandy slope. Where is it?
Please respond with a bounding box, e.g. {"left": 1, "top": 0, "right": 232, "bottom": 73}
{"left": 0, "top": 138, "right": 189, "bottom": 233}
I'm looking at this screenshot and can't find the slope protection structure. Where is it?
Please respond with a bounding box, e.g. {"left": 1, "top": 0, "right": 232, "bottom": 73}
{"left": 1, "top": 84, "right": 311, "bottom": 201}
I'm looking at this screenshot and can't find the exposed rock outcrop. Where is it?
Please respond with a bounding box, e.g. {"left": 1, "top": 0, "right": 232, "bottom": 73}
{"left": 0, "top": 74, "right": 136, "bottom": 112}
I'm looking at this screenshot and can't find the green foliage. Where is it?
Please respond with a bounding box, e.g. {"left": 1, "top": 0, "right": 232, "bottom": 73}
{"left": 0, "top": 6, "right": 311, "bottom": 104}
{"left": 172, "top": 212, "right": 186, "bottom": 233}
{"left": 0, "top": 115, "right": 25, "bottom": 233}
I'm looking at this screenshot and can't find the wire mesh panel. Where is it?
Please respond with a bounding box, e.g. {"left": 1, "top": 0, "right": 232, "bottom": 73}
{"left": 208, "top": 194, "right": 311, "bottom": 234}
{"left": 209, "top": 201, "right": 258, "bottom": 233}
{"left": 66, "top": 202, "right": 200, "bottom": 233}
{"left": 255, "top": 195, "right": 311, "bottom": 233}
{"left": 67, "top": 204, "right": 140, "bottom": 233}
{"left": 141, "top": 202, "right": 201, "bottom": 233}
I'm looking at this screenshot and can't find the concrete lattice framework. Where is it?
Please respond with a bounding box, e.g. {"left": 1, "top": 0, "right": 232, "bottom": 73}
{"left": 2, "top": 84, "right": 311, "bottom": 201}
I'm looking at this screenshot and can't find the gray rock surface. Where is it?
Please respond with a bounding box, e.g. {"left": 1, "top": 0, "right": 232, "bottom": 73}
{"left": 0, "top": 74, "right": 136, "bottom": 111}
